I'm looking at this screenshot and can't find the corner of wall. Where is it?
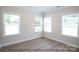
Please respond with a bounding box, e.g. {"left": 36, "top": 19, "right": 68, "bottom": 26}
{"left": 43, "top": 34, "right": 79, "bottom": 48}
{"left": 1, "top": 33, "right": 42, "bottom": 48}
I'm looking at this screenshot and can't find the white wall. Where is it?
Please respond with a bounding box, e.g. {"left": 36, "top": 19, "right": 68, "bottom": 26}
{"left": 44, "top": 6, "right": 79, "bottom": 48}
{"left": 0, "top": 6, "right": 79, "bottom": 48}
{"left": 0, "top": 6, "right": 42, "bottom": 47}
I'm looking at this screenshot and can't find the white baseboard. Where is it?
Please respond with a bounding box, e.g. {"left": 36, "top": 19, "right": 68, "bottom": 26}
{"left": 1, "top": 35, "right": 42, "bottom": 48}
{"left": 1, "top": 34, "right": 79, "bottom": 49}
{"left": 44, "top": 35, "right": 79, "bottom": 48}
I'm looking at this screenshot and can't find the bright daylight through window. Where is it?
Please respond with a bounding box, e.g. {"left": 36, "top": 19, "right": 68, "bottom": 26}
{"left": 35, "top": 16, "right": 42, "bottom": 32}
{"left": 44, "top": 17, "right": 52, "bottom": 32}
{"left": 4, "top": 14, "right": 20, "bottom": 35}
{"left": 62, "top": 14, "right": 79, "bottom": 37}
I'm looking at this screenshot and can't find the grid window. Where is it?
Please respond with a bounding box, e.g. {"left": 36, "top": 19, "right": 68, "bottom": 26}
{"left": 62, "top": 14, "right": 79, "bottom": 37}
{"left": 4, "top": 14, "right": 20, "bottom": 35}
{"left": 35, "top": 16, "right": 42, "bottom": 32}
{"left": 44, "top": 17, "right": 52, "bottom": 32}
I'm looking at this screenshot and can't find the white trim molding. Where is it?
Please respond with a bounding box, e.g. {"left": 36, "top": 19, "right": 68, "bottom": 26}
{"left": 1, "top": 33, "right": 42, "bottom": 48}
{"left": 44, "top": 34, "right": 79, "bottom": 48}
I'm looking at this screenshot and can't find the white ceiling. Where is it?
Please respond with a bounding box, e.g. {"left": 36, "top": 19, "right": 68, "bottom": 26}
{"left": 15, "top": 6, "right": 65, "bottom": 14}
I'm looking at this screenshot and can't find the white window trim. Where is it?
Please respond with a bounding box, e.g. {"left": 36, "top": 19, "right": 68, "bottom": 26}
{"left": 3, "top": 13, "right": 20, "bottom": 36}
{"left": 35, "top": 16, "right": 42, "bottom": 32}
{"left": 62, "top": 14, "right": 79, "bottom": 37}
{"left": 44, "top": 17, "right": 52, "bottom": 33}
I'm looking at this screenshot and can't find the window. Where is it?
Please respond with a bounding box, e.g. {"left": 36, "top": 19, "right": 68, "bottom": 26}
{"left": 4, "top": 14, "right": 20, "bottom": 35}
{"left": 62, "top": 14, "right": 79, "bottom": 37}
{"left": 44, "top": 17, "right": 52, "bottom": 32}
{"left": 35, "top": 16, "right": 42, "bottom": 32}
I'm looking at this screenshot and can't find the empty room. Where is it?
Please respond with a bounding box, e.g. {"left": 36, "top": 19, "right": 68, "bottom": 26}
{"left": 0, "top": 6, "right": 79, "bottom": 52}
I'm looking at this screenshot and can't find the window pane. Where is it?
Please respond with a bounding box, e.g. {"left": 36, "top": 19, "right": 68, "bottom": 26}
{"left": 4, "top": 14, "right": 20, "bottom": 35}
{"left": 44, "top": 17, "right": 52, "bottom": 32}
{"left": 62, "top": 14, "right": 78, "bottom": 37}
{"left": 35, "top": 16, "right": 42, "bottom": 32}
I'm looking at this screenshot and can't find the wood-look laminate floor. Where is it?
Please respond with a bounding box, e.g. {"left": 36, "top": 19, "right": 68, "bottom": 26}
{"left": 0, "top": 37, "right": 79, "bottom": 52}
